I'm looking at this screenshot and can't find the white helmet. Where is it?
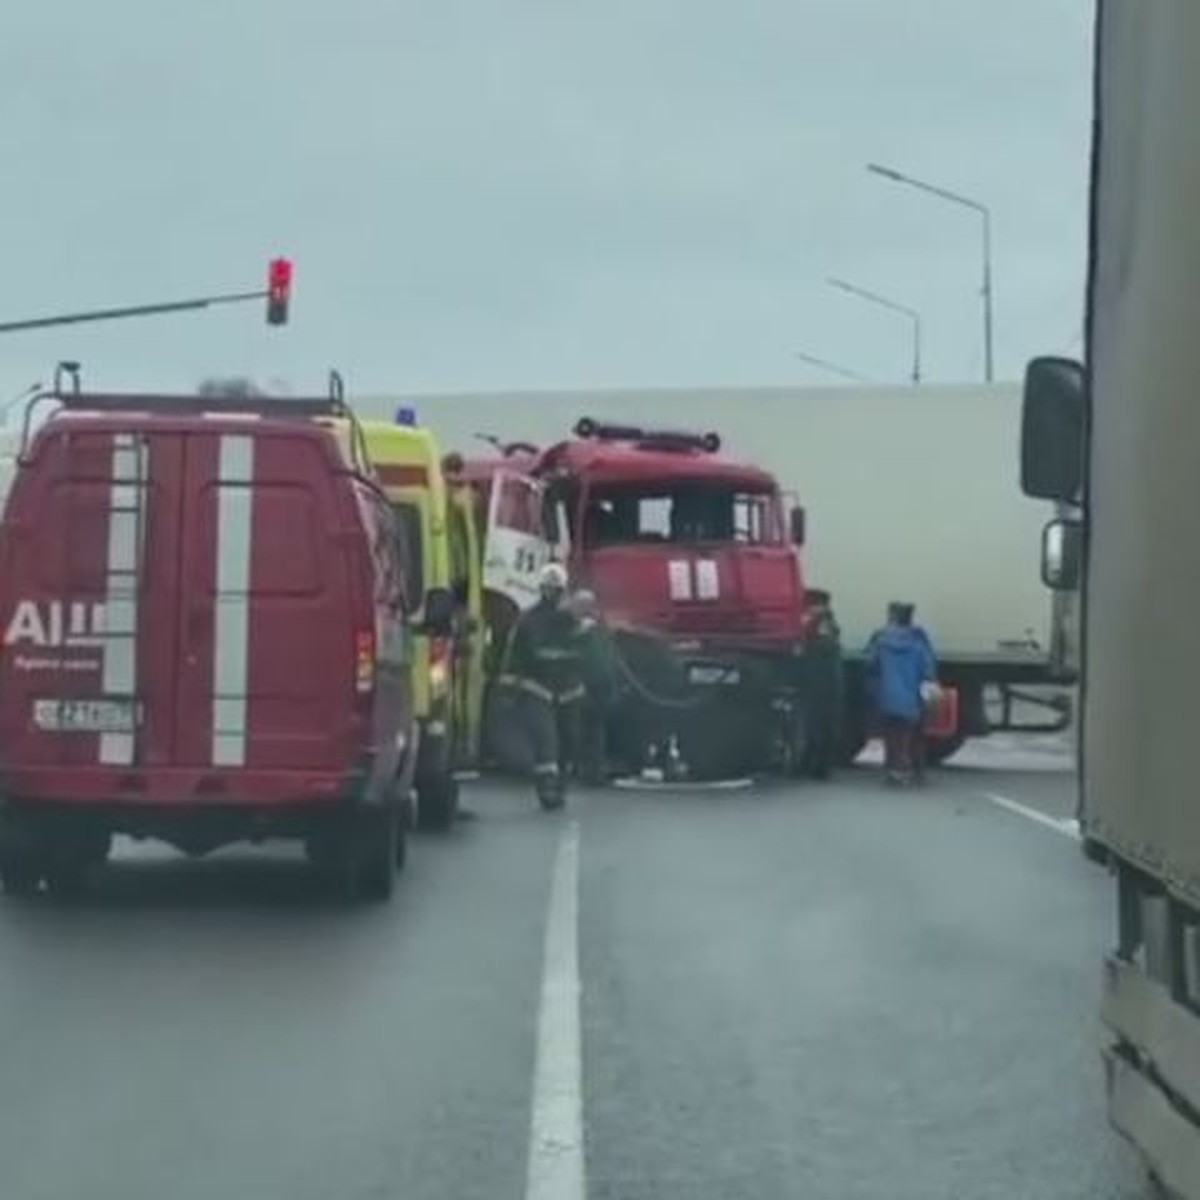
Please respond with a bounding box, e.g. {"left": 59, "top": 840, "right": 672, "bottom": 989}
{"left": 539, "top": 561, "right": 568, "bottom": 593}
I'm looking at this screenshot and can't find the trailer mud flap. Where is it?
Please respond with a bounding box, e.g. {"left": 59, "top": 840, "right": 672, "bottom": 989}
{"left": 1103, "top": 955, "right": 1200, "bottom": 1196}
{"left": 1108, "top": 1049, "right": 1200, "bottom": 1198}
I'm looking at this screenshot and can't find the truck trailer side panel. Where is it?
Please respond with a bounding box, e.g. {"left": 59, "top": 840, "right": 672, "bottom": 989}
{"left": 358, "top": 385, "right": 1054, "bottom": 665}
{"left": 1086, "top": 1, "right": 1200, "bottom": 907}
{"left": 1080, "top": 3, "right": 1200, "bottom": 1194}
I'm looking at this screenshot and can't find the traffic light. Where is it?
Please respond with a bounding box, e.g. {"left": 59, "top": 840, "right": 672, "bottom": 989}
{"left": 266, "top": 257, "right": 292, "bottom": 325}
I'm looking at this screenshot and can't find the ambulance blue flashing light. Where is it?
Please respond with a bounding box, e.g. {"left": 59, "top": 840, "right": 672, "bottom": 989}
{"left": 395, "top": 405, "right": 417, "bottom": 427}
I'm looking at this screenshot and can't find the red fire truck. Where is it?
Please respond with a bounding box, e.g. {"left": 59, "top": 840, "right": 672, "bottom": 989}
{"left": 452, "top": 419, "right": 840, "bottom": 780}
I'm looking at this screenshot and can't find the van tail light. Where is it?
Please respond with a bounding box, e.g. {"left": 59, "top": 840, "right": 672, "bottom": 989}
{"left": 429, "top": 636, "right": 452, "bottom": 695}
{"left": 355, "top": 630, "right": 375, "bottom": 695}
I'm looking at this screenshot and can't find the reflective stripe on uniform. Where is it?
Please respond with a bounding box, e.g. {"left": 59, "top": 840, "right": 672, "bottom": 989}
{"left": 515, "top": 677, "right": 555, "bottom": 702}
{"left": 534, "top": 762, "right": 560, "bottom": 775}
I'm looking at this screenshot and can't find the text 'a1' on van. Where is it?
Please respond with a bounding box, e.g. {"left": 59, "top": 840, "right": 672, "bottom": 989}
{"left": 0, "top": 376, "right": 417, "bottom": 903}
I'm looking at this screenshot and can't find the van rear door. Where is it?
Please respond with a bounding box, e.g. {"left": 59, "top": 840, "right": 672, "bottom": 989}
{"left": 172, "top": 425, "right": 360, "bottom": 771}
{"left": 0, "top": 420, "right": 365, "bottom": 778}
{"left": 0, "top": 424, "right": 185, "bottom": 769}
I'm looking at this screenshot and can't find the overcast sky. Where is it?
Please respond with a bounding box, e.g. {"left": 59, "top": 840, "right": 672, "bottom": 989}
{"left": 0, "top": 0, "right": 1093, "bottom": 400}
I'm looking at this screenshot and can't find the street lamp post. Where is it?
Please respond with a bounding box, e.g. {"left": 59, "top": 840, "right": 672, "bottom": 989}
{"left": 868, "top": 162, "right": 994, "bottom": 382}
{"left": 826, "top": 277, "right": 922, "bottom": 384}
{"left": 791, "top": 350, "right": 871, "bottom": 383}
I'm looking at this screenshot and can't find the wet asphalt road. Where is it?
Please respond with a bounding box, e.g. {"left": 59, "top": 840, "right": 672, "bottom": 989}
{"left": 0, "top": 741, "right": 1153, "bottom": 1200}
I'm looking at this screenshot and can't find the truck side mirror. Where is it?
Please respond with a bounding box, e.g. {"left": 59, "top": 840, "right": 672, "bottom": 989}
{"left": 789, "top": 505, "right": 806, "bottom": 546}
{"left": 1041, "top": 517, "right": 1083, "bottom": 591}
{"left": 422, "top": 586, "right": 456, "bottom": 635}
{"left": 1021, "top": 355, "right": 1085, "bottom": 502}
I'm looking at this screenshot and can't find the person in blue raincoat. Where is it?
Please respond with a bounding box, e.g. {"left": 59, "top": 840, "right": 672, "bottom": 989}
{"left": 864, "top": 601, "right": 937, "bottom": 785}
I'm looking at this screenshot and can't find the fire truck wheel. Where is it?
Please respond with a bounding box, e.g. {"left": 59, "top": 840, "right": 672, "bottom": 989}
{"left": 0, "top": 858, "right": 42, "bottom": 898}
{"left": 780, "top": 720, "right": 807, "bottom": 779}
{"left": 803, "top": 736, "right": 835, "bottom": 780}
{"left": 44, "top": 862, "right": 87, "bottom": 898}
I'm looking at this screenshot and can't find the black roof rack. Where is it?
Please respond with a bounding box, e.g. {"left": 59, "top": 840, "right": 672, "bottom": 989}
{"left": 52, "top": 366, "right": 348, "bottom": 418}
{"left": 19, "top": 365, "right": 356, "bottom": 459}
{"left": 53, "top": 392, "right": 346, "bottom": 417}
{"left": 573, "top": 416, "right": 720, "bottom": 453}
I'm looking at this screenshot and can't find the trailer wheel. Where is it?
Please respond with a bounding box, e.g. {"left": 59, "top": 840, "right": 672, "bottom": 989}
{"left": 925, "top": 734, "right": 966, "bottom": 767}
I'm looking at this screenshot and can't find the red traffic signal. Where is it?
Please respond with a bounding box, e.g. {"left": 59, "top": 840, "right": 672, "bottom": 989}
{"left": 266, "top": 257, "right": 292, "bottom": 325}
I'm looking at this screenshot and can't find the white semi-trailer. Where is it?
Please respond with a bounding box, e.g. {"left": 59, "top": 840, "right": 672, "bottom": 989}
{"left": 359, "top": 383, "right": 1073, "bottom": 762}
{"left": 1020, "top": 3, "right": 1200, "bottom": 1194}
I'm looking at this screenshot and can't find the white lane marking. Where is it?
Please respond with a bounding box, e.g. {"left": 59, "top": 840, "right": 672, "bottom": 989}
{"left": 100, "top": 434, "right": 144, "bottom": 765}
{"left": 212, "top": 435, "right": 254, "bottom": 766}
{"left": 981, "top": 791, "right": 1080, "bottom": 839}
{"left": 525, "top": 818, "right": 585, "bottom": 1200}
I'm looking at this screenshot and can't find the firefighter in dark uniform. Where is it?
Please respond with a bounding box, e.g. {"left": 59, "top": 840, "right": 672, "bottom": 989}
{"left": 570, "top": 588, "right": 620, "bottom": 785}
{"left": 502, "top": 561, "right": 584, "bottom": 809}
{"left": 801, "top": 587, "right": 843, "bottom": 778}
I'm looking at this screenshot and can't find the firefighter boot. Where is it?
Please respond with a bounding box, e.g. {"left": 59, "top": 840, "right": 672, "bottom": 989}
{"left": 535, "top": 768, "right": 566, "bottom": 811}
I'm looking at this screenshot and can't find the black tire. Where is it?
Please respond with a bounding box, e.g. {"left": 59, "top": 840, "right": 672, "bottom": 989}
{"left": 44, "top": 831, "right": 112, "bottom": 898}
{"left": 357, "top": 808, "right": 398, "bottom": 903}
{"left": 0, "top": 860, "right": 41, "bottom": 898}
{"left": 780, "top": 711, "right": 808, "bottom": 779}
{"left": 802, "top": 734, "right": 835, "bottom": 780}
{"left": 536, "top": 777, "right": 566, "bottom": 811}
{"left": 417, "top": 771, "right": 459, "bottom": 832}
{"left": 679, "top": 716, "right": 758, "bottom": 781}
{"left": 394, "top": 790, "right": 412, "bottom": 870}
{"left": 44, "top": 864, "right": 87, "bottom": 898}
{"left": 837, "top": 705, "right": 869, "bottom": 767}
{"left": 925, "top": 734, "right": 966, "bottom": 767}
{"left": 314, "top": 808, "right": 397, "bottom": 903}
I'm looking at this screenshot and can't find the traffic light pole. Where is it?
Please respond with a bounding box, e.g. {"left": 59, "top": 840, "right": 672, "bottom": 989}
{"left": 0, "top": 289, "right": 268, "bottom": 334}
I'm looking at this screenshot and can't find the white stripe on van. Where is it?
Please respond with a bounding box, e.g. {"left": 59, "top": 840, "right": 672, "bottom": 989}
{"left": 212, "top": 436, "right": 254, "bottom": 766}
{"left": 99, "top": 434, "right": 144, "bottom": 765}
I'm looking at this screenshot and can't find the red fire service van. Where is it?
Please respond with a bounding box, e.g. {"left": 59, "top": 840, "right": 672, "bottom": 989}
{"left": 0, "top": 373, "right": 416, "bottom": 902}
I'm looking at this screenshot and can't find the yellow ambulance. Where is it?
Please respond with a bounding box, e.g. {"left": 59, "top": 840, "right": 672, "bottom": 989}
{"left": 358, "top": 411, "right": 484, "bottom": 829}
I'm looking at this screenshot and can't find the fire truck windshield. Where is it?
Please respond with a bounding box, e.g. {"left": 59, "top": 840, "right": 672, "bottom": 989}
{"left": 582, "top": 483, "right": 782, "bottom": 547}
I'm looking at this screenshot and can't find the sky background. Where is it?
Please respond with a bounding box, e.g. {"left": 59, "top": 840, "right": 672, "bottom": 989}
{"left": 0, "top": 0, "right": 1094, "bottom": 401}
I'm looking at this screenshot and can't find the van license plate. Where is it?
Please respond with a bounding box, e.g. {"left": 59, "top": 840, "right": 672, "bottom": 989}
{"left": 33, "top": 699, "right": 136, "bottom": 733}
{"left": 688, "top": 664, "right": 739, "bottom": 686}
